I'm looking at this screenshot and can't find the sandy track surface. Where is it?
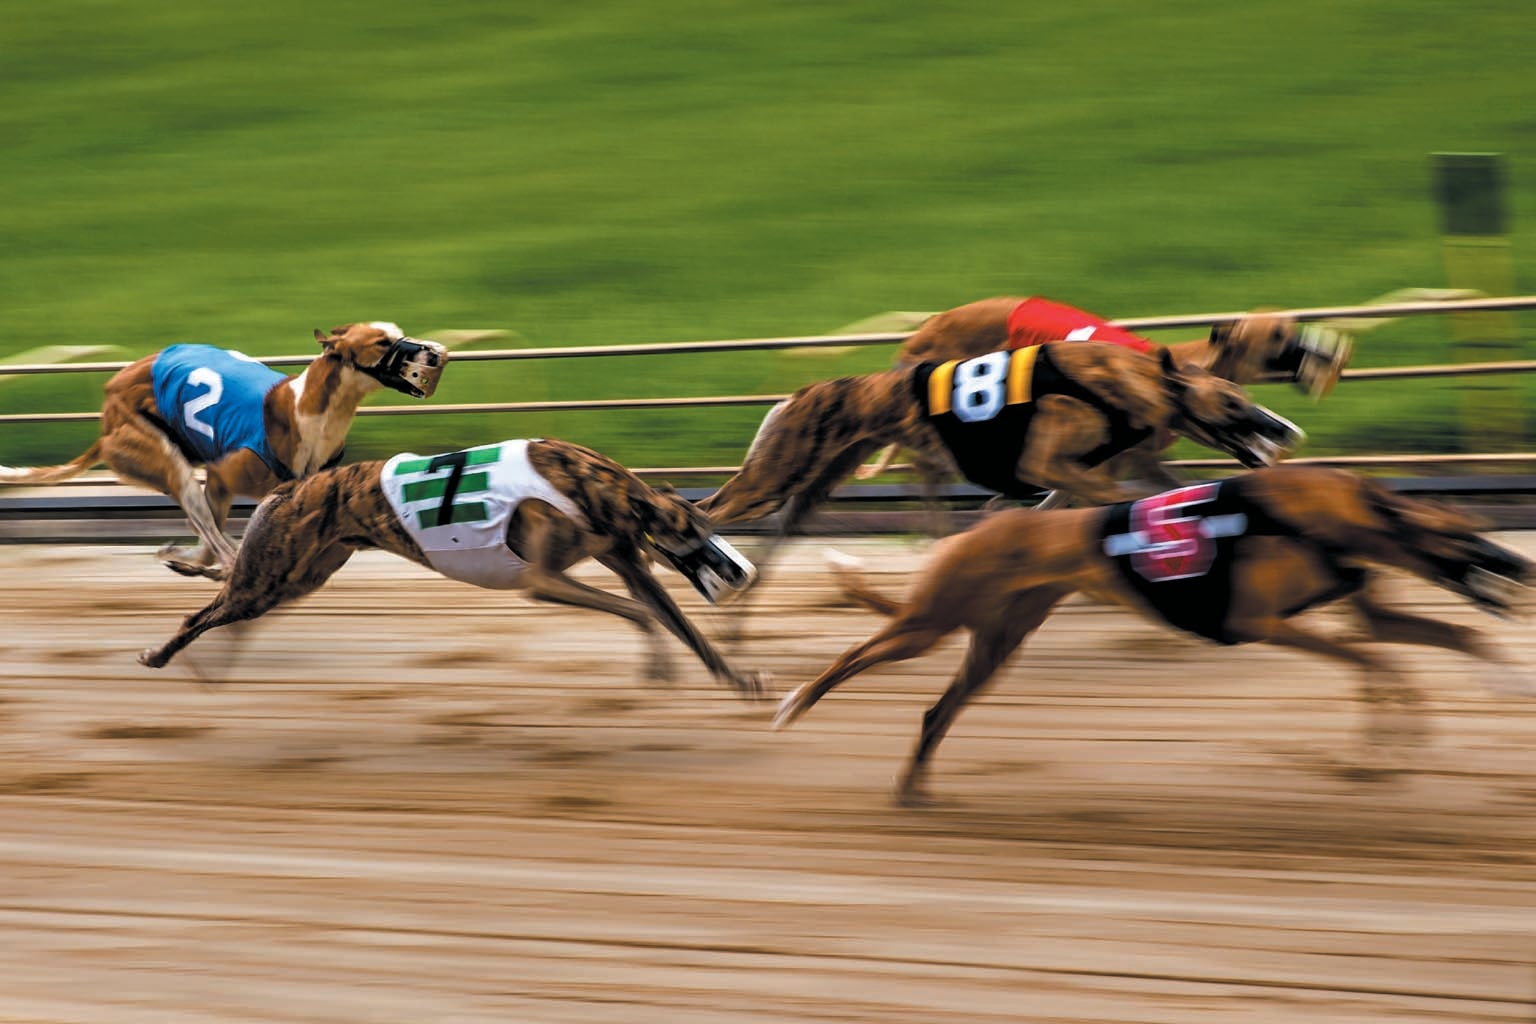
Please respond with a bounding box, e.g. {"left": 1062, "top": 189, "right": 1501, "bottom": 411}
{"left": 1, "top": 539, "right": 1535, "bottom": 1023}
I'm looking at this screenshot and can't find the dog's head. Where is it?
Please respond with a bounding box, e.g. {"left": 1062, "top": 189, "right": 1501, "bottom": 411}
{"left": 642, "top": 486, "right": 759, "bottom": 605}
{"left": 1210, "top": 314, "right": 1352, "bottom": 399}
{"left": 1366, "top": 483, "right": 1532, "bottom": 617}
{"left": 1161, "top": 349, "right": 1305, "bottom": 467}
{"left": 314, "top": 322, "right": 449, "bottom": 398}
{"left": 1208, "top": 313, "right": 1297, "bottom": 377}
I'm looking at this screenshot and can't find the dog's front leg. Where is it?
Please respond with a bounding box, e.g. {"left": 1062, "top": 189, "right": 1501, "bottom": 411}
{"left": 1104, "top": 439, "right": 1184, "bottom": 494}
{"left": 1014, "top": 398, "right": 1143, "bottom": 507}
{"left": 162, "top": 454, "right": 269, "bottom": 580}
{"left": 141, "top": 525, "right": 354, "bottom": 675}
{"left": 1237, "top": 613, "right": 1430, "bottom": 755}
{"left": 600, "top": 551, "right": 767, "bottom": 698}
{"left": 1349, "top": 589, "right": 1535, "bottom": 697}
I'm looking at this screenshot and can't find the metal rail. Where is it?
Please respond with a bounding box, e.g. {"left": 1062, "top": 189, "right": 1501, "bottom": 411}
{"left": 1, "top": 294, "right": 1533, "bottom": 540}
{"left": 2, "top": 294, "right": 1534, "bottom": 376}
{"left": 3, "top": 355, "right": 1535, "bottom": 426}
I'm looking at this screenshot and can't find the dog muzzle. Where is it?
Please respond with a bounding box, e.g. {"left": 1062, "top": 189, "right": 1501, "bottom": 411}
{"left": 1220, "top": 407, "right": 1306, "bottom": 469}
{"left": 1445, "top": 539, "right": 1532, "bottom": 618}
{"left": 367, "top": 337, "right": 449, "bottom": 398}
{"left": 1267, "top": 325, "right": 1353, "bottom": 400}
{"left": 657, "top": 534, "right": 759, "bottom": 605}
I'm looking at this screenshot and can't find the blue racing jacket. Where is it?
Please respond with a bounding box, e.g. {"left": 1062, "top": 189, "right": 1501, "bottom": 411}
{"left": 150, "top": 344, "right": 290, "bottom": 478}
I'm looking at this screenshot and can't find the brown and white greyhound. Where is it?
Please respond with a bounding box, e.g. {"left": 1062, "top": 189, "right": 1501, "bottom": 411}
{"left": 781, "top": 466, "right": 1530, "bottom": 805}
{"left": 0, "top": 322, "right": 447, "bottom": 579}
{"left": 139, "top": 437, "right": 767, "bottom": 697}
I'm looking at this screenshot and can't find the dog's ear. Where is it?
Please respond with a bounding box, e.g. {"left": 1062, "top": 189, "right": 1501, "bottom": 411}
{"left": 1158, "top": 346, "right": 1187, "bottom": 388}
{"left": 314, "top": 328, "right": 338, "bottom": 351}
{"left": 1158, "top": 346, "right": 1193, "bottom": 405}
{"left": 1207, "top": 322, "right": 1233, "bottom": 349}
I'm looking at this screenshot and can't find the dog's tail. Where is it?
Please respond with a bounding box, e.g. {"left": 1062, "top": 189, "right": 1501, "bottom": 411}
{"left": 824, "top": 548, "right": 904, "bottom": 617}
{"left": 0, "top": 439, "right": 104, "bottom": 484}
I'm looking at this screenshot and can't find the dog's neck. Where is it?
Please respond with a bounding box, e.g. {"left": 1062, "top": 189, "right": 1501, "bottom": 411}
{"left": 267, "top": 356, "right": 383, "bottom": 477}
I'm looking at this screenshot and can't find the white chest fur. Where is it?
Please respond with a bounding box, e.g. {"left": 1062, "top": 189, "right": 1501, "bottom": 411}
{"left": 281, "top": 370, "right": 366, "bottom": 476}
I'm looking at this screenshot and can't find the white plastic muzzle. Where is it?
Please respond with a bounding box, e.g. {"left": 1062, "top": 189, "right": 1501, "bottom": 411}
{"left": 1294, "top": 325, "right": 1353, "bottom": 399}
{"left": 658, "top": 534, "right": 760, "bottom": 605}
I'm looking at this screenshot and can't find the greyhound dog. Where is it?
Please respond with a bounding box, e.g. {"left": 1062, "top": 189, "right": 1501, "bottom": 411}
{"left": 0, "top": 322, "right": 447, "bottom": 579}
{"left": 860, "top": 295, "right": 1350, "bottom": 484}
{"left": 699, "top": 342, "right": 1303, "bottom": 552}
{"left": 895, "top": 295, "right": 1350, "bottom": 393}
{"left": 779, "top": 466, "right": 1530, "bottom": 805}
{"left": 139, "top": 437, "right": 766, "bottom": 697}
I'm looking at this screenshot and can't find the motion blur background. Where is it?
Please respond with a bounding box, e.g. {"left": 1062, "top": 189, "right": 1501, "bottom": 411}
{"left": 3, "top": 0, "right": 1532, "bottom": 467}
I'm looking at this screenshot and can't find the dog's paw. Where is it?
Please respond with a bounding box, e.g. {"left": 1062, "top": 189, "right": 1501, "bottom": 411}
{"left": 823, "top": 548, "right": 868, "bottom": 594}
{"left": 162, "top": 557, "right": 225, "bottom": 580}
{"left": 137, "top": 647, "right": 165, "bottom": 669}
{"left": 823, "top": 547, "right": 866, "bottom": 573}
{"left": 772, "top": 682, "right": 816, "bottom": 729}
{"left": 733, "top": 669, "right": 773, "bottom": 701}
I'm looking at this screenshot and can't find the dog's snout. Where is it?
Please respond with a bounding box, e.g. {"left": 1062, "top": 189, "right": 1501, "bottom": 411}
{"left": 412, "top": 339, "right": 449, "bottom": 366}
{"left": 1255, "top": 408, "right": 1305, "bottom": 449}
{"left": 1472, "top": 536, "right": 1533, "bottom": 584}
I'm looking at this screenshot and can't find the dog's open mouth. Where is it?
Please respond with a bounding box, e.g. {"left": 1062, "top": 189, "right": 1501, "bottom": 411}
{"left": 1224, "top": 410, "right": 1306, "bottom": 469}
{"left": 1463, "top": 566, "right": 1527, "bottom": 617}
{"left": 1448, "top": 541, "right": 1532, "bottom": 618}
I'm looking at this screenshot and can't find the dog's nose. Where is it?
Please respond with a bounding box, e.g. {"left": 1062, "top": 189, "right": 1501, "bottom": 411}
{"left": 1258, "top": 408, "right": 1305, "bottom": 451}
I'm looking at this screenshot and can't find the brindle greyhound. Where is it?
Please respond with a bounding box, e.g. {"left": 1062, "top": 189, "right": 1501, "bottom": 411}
{"left": 0, "top": 322, "right": 447, "bottom": 579}
{"left": 699, "top": 342, "right": 1302, "bottom": 555}
{"left": 859, "top": 295, "right": 1350, "bottom": 487}
{"left": 138, "top": 438, "right": 766, "bottom": 697}
{"left": 780, "top": 466, "right": 1530, "bottom": 805}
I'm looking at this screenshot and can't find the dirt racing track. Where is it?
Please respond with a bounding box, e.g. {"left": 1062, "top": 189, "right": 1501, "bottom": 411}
{"left": 2, "top": 537, "right": 1535, "bottom": 1023}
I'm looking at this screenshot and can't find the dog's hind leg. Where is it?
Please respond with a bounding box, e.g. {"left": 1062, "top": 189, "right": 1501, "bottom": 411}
{"left": 139, "top": 541, "right": 355, "bottom": 671}
{"left": 774, "top": 615, "right": 953, "bottom": 729}
{"left": 101, "top": 415, "right": 240, "bottom": 578}
{"left": 895, "top": 589, "right": 1067, "bottom": 805}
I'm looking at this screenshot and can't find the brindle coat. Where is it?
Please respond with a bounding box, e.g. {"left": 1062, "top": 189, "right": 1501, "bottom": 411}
{"left": 138, "top": 439, "right": 766, "bottom": 697}
{"left": 780, "top": 466, "right": 1531, "bottom": 805}
{"left": 0, "top": 323, "right": 441, "bottom": 579}
{"left": 698, "top": 342, "right": 1295, "bottom": 545}
{"left": 861, "top": 297, "right": 1320, "bottom": 486}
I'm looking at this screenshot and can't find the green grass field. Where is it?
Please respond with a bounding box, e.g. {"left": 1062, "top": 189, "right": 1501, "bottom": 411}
{"left": 3, "top": 0, "right": 1533, "bottom": 470}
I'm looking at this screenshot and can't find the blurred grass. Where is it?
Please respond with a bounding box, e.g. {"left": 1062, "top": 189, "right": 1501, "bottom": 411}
{"left": 1, "top": 0, "right": 1533, "bottom": 469}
